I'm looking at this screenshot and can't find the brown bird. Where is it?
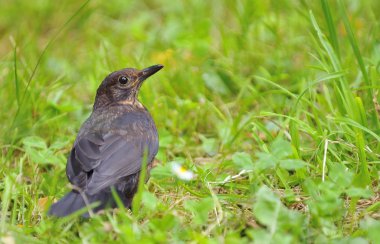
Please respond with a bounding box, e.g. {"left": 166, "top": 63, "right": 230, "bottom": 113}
{"left": 48, "top": 64, "right": 163, "bottom": 217}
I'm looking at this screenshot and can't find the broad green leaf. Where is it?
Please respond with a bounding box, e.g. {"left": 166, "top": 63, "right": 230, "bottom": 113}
{"left": 270, "top": 138, "right": 292, "bottom": 158}
{"left": 200, "top": 135, "right": 218, "bottom": 156}
{"left": 150, "top": 164, "right": 173, "bottom": 180}
{"left": 148, "top": 214, "right": 179, "bottom": 232}
{"left": 253, "top": 186, "right": 282, "bottom": 228}
{"left": 360, "top": 218, "right": 380, "bottom": 243}
{"left": 328, "top": 163, "right": 353, "bottom": 188}
{"left": 22, "top": 136, "right": 47, "bottom": 149}
{"left": 184, "top": 198, "right": 214, "bottom": 225}
{"left": 232, "top": 152, "right": 254, "bottom": 170}
{"left": 142, "top": 191, "right": 159, "bottom": 210}
{"left": 202, "top": 72, "right": 230, "bottom": 95}
{"left": 255, "top": 152, "right": 277, "bottom": 170}
{"left": 279, "top": 159, "right": 306, "bottom": 170}
{"left": 345, "top": 187, "right": 372, "bottom": 198}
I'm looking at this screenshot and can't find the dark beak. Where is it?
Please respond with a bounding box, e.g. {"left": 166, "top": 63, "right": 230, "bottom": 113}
{"left": 139, "top": 64, "right": 164, "bottom": 82}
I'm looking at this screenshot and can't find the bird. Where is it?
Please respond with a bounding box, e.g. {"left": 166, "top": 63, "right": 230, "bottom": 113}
{"left": 48, "top": 64, "right": 163, "bottom": 217}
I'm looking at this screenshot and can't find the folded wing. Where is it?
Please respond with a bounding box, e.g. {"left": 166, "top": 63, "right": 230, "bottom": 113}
{"left": 66, "top": 125, "right": 158, "bottom": 195}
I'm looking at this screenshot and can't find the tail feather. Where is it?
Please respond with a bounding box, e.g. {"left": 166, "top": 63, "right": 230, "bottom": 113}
{"left": 48, "top": 190, "right": 132, "bottom": 217}
{"left": 48, "top": 191, "right": 88, "bottom": 217}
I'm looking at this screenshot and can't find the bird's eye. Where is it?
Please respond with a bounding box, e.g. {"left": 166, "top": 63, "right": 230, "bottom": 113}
{"left": 118, "top": 76, "right": 129, "bottom": 85}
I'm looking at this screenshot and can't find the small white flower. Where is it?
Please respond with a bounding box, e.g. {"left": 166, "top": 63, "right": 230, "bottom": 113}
{"left": 171, "top": 162, "right": 195, "bottom": 181}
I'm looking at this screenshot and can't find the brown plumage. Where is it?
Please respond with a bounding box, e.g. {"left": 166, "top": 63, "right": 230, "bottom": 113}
{"left": 48, "top": 65, "right": 163, "bottom": 217}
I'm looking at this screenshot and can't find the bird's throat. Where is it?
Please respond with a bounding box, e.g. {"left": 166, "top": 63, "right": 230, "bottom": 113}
{"left": 118, "top": 98, "right": 144, "bottom": 108}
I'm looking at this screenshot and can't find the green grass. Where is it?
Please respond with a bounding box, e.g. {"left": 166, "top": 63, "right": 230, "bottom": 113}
{"left": 1, "top": 0, "right": 380, "bottom": 243}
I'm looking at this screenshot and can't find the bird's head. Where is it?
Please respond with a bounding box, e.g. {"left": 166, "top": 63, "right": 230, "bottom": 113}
{"left": 93, "top": 64, "right": 163, "bottom": 110}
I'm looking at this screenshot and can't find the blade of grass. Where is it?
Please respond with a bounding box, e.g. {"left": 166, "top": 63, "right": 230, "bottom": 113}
{"left": 9, "top": 0, "right": 92, "bottom": 134}
{"left": 320, "top": 0, "right": 340, "bottom": 60}
{"left": 13, "top": 43, "right": 20, "bottom": 107}
{"left": 353, "top": 130, "right": 370, "bottom": 187}
{"left": 339, "top": 0, "right": 370, "bottom": 88}
{"left": 1, "top": 177, "right": 12, "bottom": 233}
{"left": 333, "top": 117, "right": 380, "bottom": 142}
{"left": 111, "top": 187, "right": 127, "bottom": 215}
{"left": 132, "top": 149, "right": 149, "bottom": 216}
{"left": 339, "top": 0, "right": 379, "bottom": 130}
{"left": 310, "top": 10, "right": 355, "bottom": 117}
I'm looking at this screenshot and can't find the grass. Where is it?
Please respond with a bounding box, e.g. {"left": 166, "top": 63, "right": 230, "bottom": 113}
{"left": 0, "top": 0, "right": 379, "bottom": 243}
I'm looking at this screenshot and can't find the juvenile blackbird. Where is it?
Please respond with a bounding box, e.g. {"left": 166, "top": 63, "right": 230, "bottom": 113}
{"left": 48, "top": 64, "right": 163, "bottom": 217}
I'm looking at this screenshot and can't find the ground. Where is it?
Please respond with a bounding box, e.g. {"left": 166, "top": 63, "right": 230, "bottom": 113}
{"left": 0, "top": 0, "right": 379, "bottom": 243}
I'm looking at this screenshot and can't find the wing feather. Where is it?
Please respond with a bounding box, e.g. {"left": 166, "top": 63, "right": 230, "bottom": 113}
{"left": 66, "top": 118, "right": 158, "bottom": 195}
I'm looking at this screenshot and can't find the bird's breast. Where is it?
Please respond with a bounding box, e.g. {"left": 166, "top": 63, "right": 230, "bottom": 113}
{"left": 80, "top": 105, "right": 157, "bottom": 140}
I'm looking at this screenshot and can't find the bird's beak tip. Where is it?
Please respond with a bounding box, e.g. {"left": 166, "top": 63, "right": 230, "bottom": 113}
{"left": 140, "top": 64, "right": 164, "bottom": 80}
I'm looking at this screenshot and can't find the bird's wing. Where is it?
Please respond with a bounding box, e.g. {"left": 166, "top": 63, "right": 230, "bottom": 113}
{"left": 66, "top": 133, "right": 104, "bottom": 189}
{"left": 66, "top": 123, "right": 158, "bottom": 195}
